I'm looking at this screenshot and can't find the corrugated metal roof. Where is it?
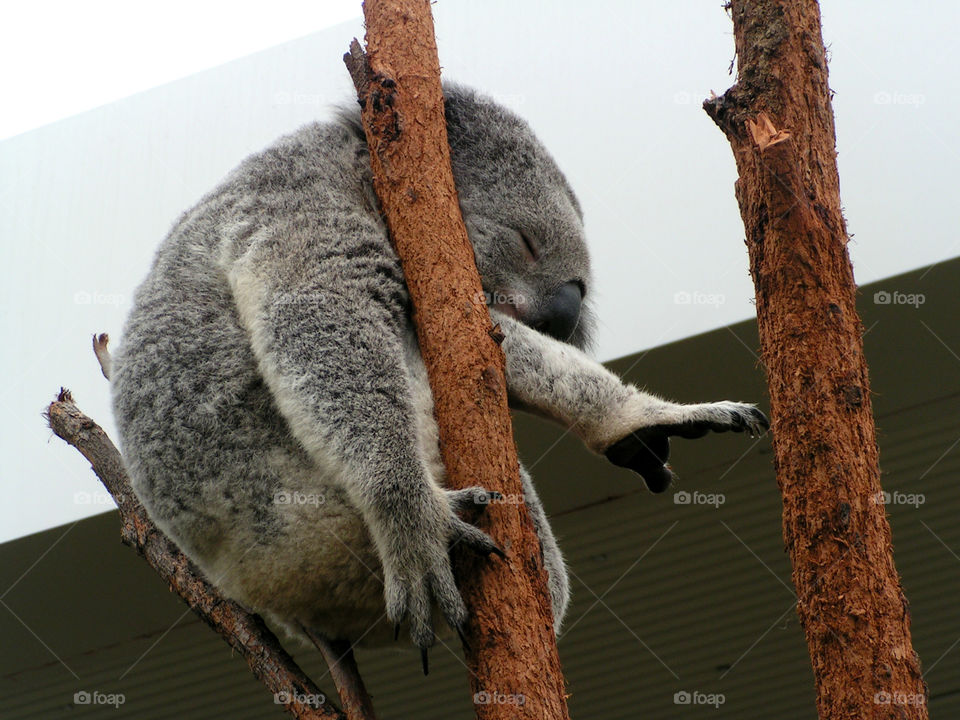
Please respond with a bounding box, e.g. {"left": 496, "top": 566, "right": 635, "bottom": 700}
{"left": 2, "top": 258, "right": 957, "bottom": 718}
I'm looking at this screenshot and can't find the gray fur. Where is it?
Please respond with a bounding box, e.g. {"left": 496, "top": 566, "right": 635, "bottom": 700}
{"left": 111, "top": 85, "right": 765, "bottom": 651}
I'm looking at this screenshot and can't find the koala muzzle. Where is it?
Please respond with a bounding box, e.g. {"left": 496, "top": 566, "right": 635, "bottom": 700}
{"left": 530, "top": 281, "right": 583, "bottom": 343}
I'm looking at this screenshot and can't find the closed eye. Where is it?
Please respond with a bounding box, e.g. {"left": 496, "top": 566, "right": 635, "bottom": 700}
{"left": 518, "top": 231, "right": 539, "bottom": 261}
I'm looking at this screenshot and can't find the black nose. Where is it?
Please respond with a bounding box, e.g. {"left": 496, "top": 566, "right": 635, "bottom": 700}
{"left": 531, "top": 282, "right": 583, "bottom": 342}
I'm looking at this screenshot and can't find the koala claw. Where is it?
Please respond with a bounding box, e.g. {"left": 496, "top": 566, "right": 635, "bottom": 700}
{"left": 728, "top": 404, "right": 770, "bottom": 437}
{"left": 605, "top": 403, "right": 769, "bottom": 492}
{"left": 655, "top": 403, "right": 770, "bottom": 440}
{"left": 448, "top": 514, "right": 505, "bottom": 559}
{"left": 742, "top": 406, "right": 771, "bottom": 437}
{"left": 445, "top": 485, "right": 505, "bottom": 558}
{"left": 384, "top": 561, "right": 463, "bottom": 651}
{"left": 446, "top": 486, "right": 504, "bottom": 514}
{"left": 421, "top": 647, "right": 429, "bottom": 676}
{"left": 384, "top": 486, "right": 505, "bottom": 653}
{"left": 487, "top": 543, "right": 508, "bottom": 560}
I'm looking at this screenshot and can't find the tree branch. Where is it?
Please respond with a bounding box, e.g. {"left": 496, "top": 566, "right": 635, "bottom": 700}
{"left": 344, "top": 1, "right": 570, "bottom": 718}
{"left": 705, "top": 1, "right": 927, "bottom": 717}
{"left": 45, "top": 389, "right": 346, "bottom": 720}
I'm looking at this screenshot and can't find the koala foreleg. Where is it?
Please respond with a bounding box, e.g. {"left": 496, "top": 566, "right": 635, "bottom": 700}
{"left": 491, "top": 311, "right": 769, "bottom": 492}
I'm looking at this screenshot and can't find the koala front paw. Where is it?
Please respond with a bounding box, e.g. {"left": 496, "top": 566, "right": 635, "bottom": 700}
{"left": 604, "top": 428, "right": 676, "bottom": 493}
{"left": 605, "top": 402, "right": 769, "bottom": 493}
{"left": 660, "top": 402, "right": 770, "bottom": 439}
{"left": 382, "top": 486, "right": 505, "bottom": 672}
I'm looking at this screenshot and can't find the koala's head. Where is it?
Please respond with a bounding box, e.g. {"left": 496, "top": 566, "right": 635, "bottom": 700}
{"left": 442, "top": 85, "right": 594, "bottom": 350}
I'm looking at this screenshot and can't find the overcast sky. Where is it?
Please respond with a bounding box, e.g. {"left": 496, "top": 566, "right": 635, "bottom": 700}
{"left": 2, "top": 0, "right": 958, "bottom": 542}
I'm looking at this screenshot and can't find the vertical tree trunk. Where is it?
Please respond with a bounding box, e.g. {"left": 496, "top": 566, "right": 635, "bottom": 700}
{"left": 704, "top": 2, "right": 927, "bottom": 718}
{"left": 343, "top": 2, "right": 570, "bottom": 718}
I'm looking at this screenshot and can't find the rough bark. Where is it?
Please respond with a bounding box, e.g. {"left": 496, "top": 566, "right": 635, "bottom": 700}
{"left": 704, "top": 1, "right": 927, "bottom": 718}
{"left": 46, "top": 390, "right": 346, "bottom": 720}
{"left": 342, "top": 2, "right": 570, "bottom": 718}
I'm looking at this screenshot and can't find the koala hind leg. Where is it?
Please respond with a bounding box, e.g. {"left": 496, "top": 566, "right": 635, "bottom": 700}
{"left": 519, "top": 465, "right": 570, "bottom": 632}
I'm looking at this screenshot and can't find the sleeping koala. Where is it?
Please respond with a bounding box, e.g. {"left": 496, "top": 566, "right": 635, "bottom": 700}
{"left": 111, "top": 85, "right": 767, "bottom": 660}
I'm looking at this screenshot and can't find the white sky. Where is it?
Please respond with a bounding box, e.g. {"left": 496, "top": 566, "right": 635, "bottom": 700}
{"left": 2, "top": 1, "right": 959, "bottom": 542}
{"left": 0, "top": 0, "right": 363, "bottom": 139}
